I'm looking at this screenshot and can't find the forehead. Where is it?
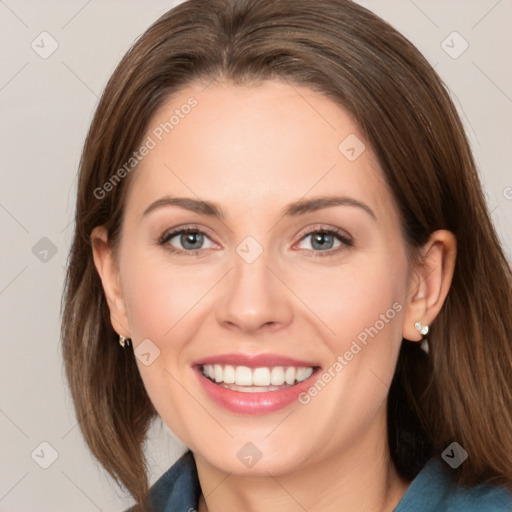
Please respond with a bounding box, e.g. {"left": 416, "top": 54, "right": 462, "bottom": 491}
{"left": 125, "top": 80, "right": 394, "bottom": 222}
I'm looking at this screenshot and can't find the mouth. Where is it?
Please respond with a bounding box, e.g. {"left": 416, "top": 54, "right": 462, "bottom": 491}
{"left": 192, "top": 355, "right": 321, "bottom": 414}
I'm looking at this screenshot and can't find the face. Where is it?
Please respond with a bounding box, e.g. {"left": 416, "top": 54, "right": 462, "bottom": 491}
{"left": 105, "top": 80, "right": 415, "bottom": 476}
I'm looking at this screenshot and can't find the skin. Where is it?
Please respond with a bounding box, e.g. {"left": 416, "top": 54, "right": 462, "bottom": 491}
{"left": 92, "top": 80, "right": 456, "bottom": 512}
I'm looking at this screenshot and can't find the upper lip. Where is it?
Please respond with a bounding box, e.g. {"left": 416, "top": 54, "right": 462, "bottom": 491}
{"left": 193, "top": 353, "right": 321, "bottom": 369}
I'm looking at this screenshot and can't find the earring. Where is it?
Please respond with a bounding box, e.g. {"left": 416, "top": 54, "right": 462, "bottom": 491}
{"left": 119, "top": 335, "right": 131, "bottom": 348}
{"left": 414, "top": 321, "right": 429, "bottom": 336}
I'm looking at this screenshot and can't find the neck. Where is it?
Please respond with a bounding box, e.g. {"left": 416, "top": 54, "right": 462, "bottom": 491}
{"left": 194, "top": 416, "right": 410, "bottom": 512}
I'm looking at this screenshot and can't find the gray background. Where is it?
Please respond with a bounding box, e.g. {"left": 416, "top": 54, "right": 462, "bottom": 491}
{"left": 1, "top": 1, "right": 511, "bottom": 510}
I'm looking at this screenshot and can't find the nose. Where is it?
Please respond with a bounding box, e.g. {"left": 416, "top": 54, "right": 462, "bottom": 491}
{"left": 215, "top": 248, "right": 294, "bottom": 335}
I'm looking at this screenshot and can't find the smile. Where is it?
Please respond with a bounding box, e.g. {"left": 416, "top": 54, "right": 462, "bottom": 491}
{"left": 193, "top": 353, "right": 321, "bottom": 414}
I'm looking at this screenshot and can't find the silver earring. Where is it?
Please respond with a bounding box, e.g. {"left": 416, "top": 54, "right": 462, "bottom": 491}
{"left": 119, "top": 335, "right": 131, "bottom": 348}
{"left": 414, "top": 321, "right": 429, "bottom": 336}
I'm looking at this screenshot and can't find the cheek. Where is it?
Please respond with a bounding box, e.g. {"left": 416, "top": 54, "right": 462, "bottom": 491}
{"left": 290, "top": 260, "right": 406, "bottom": 443}
{"left": 118, "top": 251, "right": 211, "bottom": 442}
{"left": 289, "top": 251, "right": 407, "bottom": 425}
{"left": 118, "top": 248, "right": 225, "bottom": 417}
{"left": 338, "top": 273, "right": 402, "bottom": 347}
{"left": 293, "top": 253, "right": 406, "bottom": 351}
{"left": 121, "top": 250, "right": 216, "bottom": 341}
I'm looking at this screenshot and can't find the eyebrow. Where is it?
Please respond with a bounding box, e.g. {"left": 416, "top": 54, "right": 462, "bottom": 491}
{"left": 142, "top": 195, "right": 376, "bottom": 221}
{"left": 142, "top": 196, "right": 223, "bottom": 218}
{"left": 281, "top": 196, "right": 376, "bottom": 220}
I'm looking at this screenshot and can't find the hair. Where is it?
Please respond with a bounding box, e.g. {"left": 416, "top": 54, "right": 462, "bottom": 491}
{"left": 61, "top": 0, "right": 512, "bottom": 507}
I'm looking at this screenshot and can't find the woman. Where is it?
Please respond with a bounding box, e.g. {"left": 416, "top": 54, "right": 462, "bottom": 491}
{"left": 61, "top": 0, "right": 512, "bottom": 511}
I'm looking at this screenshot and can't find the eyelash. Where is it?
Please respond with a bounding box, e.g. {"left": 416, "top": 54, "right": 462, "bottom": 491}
{"left": 156, "top": 224, "right": 354, "bottom": 258}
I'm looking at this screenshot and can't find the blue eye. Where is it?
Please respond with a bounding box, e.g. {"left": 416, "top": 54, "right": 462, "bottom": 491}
{"left": 301, "top": 231, "right": 339, "bottom": 251}
{"left": 296, "top": 228, "right": 353, "bottom": 256}
{"left": 172, "top": 231, "right": 205, "bottom": 250}
{"left": 158, "top": 228, "right": 216, "bottom": 255}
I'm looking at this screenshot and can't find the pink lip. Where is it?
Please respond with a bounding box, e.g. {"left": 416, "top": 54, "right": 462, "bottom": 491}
{"left": 192, "top": 353, "right": 321, "bottom": 415}
{"left": 193, "top": 353, "right": 320, "bottom": 368}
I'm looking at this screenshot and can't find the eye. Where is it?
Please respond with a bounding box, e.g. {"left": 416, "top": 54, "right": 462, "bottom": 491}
{"left": 158, "top": 227, "right": 217, "bottom": 255}
{"left": 157, "top": 225, "right": 353, "bottom": 257}
{"left": 295, "top": 227, "right": 353, "bottom": 256}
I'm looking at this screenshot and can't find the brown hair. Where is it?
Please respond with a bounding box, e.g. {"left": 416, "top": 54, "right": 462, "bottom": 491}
{"left": 61, "top": 0, "right": 512, "bottom": 506}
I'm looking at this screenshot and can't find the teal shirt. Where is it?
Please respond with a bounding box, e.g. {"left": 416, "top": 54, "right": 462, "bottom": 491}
{"left": 126, "top": 450, "right": 512, "bottom": 511}
{"left": 393, "top": 458, "right": 512, "bottom": 511}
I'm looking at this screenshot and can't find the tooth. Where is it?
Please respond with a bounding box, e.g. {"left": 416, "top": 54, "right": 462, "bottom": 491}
{"left": 214, "top": 364, "right": 223, "bottom": 382}
{"left": 235, "top": 386, "right": 261, "bottom": 393}
{"left": 253, "top": 367, "right": 271, "bottom": 386}
{"left": 223, "top": 365, "right": 235, "bottom": 384}
{"left": 270, "top": 366, "right": 285, "bottom": 385}
{"left": 285, "top": 366, "right": 296, "bottom": 385}
{"left": 296, "top": 367, "right": 313, "bottom": 382}
{"left": 235, "top": 365, "right": 253, "bottom": 386}
{"left": 203, "top": 363, "right": 314, "bottom": 386}
{"left": 295, "top": 367, "right": 306, "bottom": 382}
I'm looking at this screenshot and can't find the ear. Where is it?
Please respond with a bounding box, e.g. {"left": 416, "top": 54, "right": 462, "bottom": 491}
{"left": 90, "top": 226, "right": 131, "bottom": 338}
{"left": 402, "top": 230, "right": 457, "bottom": 342}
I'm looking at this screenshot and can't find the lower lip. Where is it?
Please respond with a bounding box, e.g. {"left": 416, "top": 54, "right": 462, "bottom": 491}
{"left": 194, "top": 366, "right": 319, "bottom": 415}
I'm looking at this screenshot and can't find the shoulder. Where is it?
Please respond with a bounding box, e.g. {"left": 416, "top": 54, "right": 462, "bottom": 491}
{"left": 394, "top": 457, "right": 512, "bottom": 512}
{"left": 123, "top": 450, "right": 201, "bottom": 512}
